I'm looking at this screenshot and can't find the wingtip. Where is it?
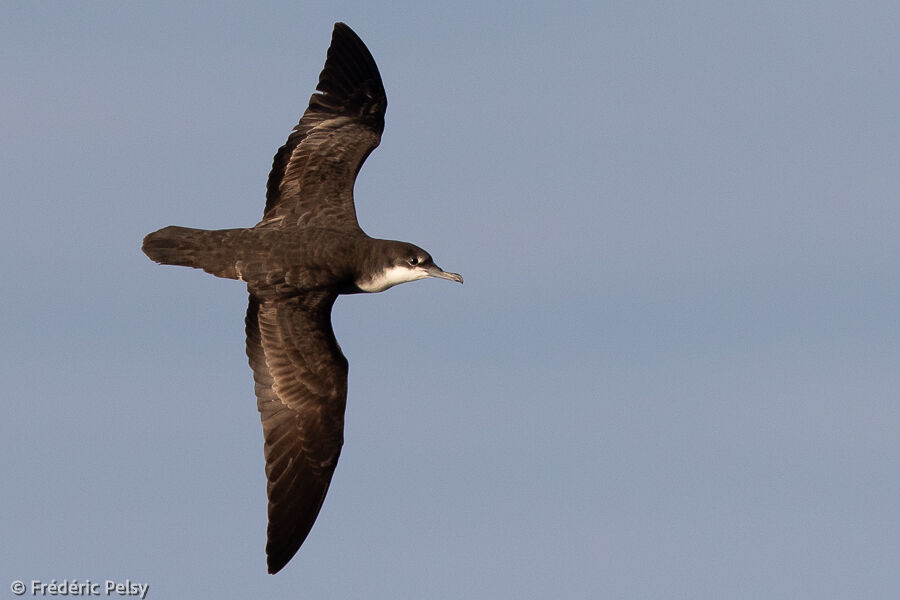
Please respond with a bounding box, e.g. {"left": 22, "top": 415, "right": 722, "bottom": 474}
{"left": 313, "top": 20, "right": 386, "bottom": 132}
{"left": 330, "top": 22, "right": 361, "bottom": 48}
{"left": 266, "top": 548, "right": 294, "bottom": 575}
{"left": 332, "top": 22, "right": 355, "bottom": 34}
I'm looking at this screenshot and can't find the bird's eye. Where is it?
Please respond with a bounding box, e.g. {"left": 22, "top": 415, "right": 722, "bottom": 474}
{"left": 408, "top": 257, "right": 419, "bottom": 266}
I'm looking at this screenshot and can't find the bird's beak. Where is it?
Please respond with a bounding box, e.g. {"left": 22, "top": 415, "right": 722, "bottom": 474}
{"left": 424, "top": 264, "right": 463, "bottom": 284}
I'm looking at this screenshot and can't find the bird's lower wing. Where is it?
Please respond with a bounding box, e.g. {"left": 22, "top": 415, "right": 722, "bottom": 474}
{"left": 245, "top": 292, "right": 348, "bottom": 574}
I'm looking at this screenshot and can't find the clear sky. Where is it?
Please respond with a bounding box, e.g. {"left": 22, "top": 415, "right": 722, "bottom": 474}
{"left": 2, "top": 1, "right": 898, "bottom": 598}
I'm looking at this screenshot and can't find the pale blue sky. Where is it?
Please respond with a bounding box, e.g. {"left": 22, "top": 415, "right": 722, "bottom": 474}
{"left": 2, "top": 2, "right": 899, "bottom": 598}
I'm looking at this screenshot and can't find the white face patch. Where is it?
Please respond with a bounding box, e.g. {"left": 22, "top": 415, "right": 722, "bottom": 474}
{"left": 357, "top": 265, "right": 428, "bottom": 293}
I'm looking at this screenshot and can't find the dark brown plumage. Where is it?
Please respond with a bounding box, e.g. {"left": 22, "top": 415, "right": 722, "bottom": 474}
{"left": 142, "top": 23, "right": 461, "bottom": 574}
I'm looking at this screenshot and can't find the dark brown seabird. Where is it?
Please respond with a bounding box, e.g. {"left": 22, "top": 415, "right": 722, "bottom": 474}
{"left": 142, "top": 23, "right": 462, "bottom": 574}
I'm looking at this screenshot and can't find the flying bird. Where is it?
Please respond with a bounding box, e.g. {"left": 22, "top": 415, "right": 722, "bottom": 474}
{"left": 142, "top": 22, "right": 462, "bottom": 574}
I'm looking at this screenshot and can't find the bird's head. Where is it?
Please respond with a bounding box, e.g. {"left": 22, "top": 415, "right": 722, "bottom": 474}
{"left": 356, "top": 241, "right": 463, "bottom": 293}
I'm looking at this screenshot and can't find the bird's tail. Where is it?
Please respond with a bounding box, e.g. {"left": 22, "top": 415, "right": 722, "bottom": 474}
{"left": 142, "top": 225, "right": 245, "bottom": 280}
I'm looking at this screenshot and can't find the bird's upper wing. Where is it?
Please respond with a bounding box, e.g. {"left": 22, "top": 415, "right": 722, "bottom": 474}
{"left": 262, "top": 22, "right": 387, "bottom": 230}
{"left": 245, "top": 292, "right": 348, "bottom": 574}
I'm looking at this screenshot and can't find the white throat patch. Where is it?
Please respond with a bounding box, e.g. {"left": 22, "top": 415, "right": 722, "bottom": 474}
{"left": 357, "top": 265, "right": 428, "bottom": 293}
